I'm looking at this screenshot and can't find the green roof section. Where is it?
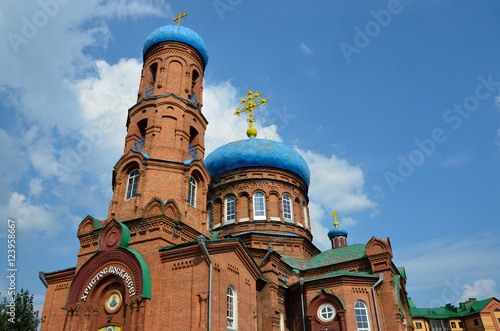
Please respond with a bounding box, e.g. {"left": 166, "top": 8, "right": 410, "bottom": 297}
{"left": 394, "top": 275, "right": 405, "bottom": 319}
{"left": 125, "top": 245, "right": 151, "bottom": 299}
{"left": 282, "top": 244, "right": 366, "bottom": 271}
{"left": 304, "top": 269, "right": 378, "bottom": 282}
{"left": 397, "top": 266, "right": 406, "bottom": 279}
{"left": 410, "top": 297, "right": 498, "bottom": 319}
{"left": 211, "top": 230, "right": 222, "bottom": 240}
{"left": 44, "top": 266, "right": 76, "bottom": 276}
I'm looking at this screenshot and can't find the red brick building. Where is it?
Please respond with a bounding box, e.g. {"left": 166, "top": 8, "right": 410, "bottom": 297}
{"left": 39, "top": 23, "right": 413, "bottom": 331}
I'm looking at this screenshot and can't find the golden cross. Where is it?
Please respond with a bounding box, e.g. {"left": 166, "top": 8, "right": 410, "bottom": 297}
{"left": 331, "top": 210, "right": 339, "bottom": 226}
{"left": 234, "top": 90, "right": 268, "bottom": 138}
{"left": 173, "top": 12, "right": 187, "bottom": 25}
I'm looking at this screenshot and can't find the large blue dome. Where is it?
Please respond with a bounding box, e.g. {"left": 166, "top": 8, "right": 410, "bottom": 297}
{"left": 205, "top": 138, "right": 310, "bottom": 185}
{"left": 142, "top": 25, "right": 209, "bottom": 66}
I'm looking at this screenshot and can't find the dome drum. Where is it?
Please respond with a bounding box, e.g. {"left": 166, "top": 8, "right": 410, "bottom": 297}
{"left": 206, "top": 166, "right": 312, "bottom": 243}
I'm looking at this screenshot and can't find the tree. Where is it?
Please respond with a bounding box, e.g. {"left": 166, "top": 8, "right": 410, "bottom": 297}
{"left": 0, "top": 289, "right": 41, "bottom": 331}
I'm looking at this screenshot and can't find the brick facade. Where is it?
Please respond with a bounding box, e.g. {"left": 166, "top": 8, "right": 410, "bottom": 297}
{"left": 40, "top": 24, "right": 413, "bottom": 331}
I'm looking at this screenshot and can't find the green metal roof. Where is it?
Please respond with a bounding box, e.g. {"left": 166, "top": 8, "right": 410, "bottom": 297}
{"left": 410, "top": 297, "right": 498, "bottom": 319}
{"left": 281, "top": 244, "right": 366, "bottom": 271}
{"left": 44, "top": 266, "right": 76, "bottom": 276}
{"left": 303, "top": 270, "right": 378, "bottom": 283}
{"left": 397, "top": 266, "right": 406, "bottom": 279}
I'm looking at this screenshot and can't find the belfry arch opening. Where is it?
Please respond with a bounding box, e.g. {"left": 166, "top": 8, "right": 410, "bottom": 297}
{"left": 149, "top": 63, "right": 158, "bottom": 85}
{"left": 192, "top": 69, "right": 200, "bottom": 91}
{"left": 137, "top": 119, "right": 147, "bottom": 138}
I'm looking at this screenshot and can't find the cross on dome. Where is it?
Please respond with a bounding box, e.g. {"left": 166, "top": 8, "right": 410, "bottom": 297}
{"left": 234, "top": 90, "right": 268, "bottom": 138}
{"left": 173, "top": 12, "right": 187, "bottom": 25}
{"left": 331, "top": 210, "right": 339, "bottom": 227}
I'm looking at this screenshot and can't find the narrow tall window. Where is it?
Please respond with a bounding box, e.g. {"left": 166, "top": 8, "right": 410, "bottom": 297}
{"left": 188, "top": 177, "right": 197, "bottom": 207}
{"left": 149, "top": 63, "right": 158, "bottom": 84}
{"left": 253, "top": 192, "right": 266, "bottom": 220}
{"left": 227, "top": 286, "right": 237, "bottom": 330}
{"left": 207, "top": 204, "right": 213, "bottom": 230}
{"left": 282, "top": 195, "right": 293, "bottom": 222}
{"left": 225, "top": 196, "right": 236, "bottom": 224}
{"left": 302, "top": 203, "right": 309, "bottom": 228}
{"left": 125, "top": 169, "right": 139, "bottom": 200}
{"left": 355, "top": 301, "right": 371, "bottom": 331}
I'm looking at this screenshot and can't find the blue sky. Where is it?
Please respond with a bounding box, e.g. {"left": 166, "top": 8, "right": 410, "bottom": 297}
{"left": 0, "top": 0, "right": 499, "bottom": 315}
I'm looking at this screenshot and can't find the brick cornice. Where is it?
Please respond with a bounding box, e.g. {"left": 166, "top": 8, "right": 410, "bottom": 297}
{"left": 45, "top": 268, "right": 76, "bottom": 285}
{"left": 160, "top": 239, "right": 262, "bottom": 280}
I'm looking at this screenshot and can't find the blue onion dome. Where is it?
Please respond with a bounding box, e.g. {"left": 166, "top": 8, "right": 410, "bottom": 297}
{"left": 142, "top": 25, "right": 209, "bottom": 66}
{"left": 204, "top": 138, "right": 310, "bottom": 186}
{"left": 328, "top": 226, "right": 348, "bottom": 239}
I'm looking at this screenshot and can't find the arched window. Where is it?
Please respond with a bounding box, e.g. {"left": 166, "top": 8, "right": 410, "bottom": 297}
{"left": 227, "top": 286, "right": 237, "bottom": 330}
{"left": 303, "top": 203, "right": 309, "bottom": 229}
{"left": 125, "top": 169, "right": 139, "bottom": 200}
{"left": 225, "top": 196, "right": 236, "bottom": 224}
{"left": 253, "top": 192, "right": 266, "bottom": 220}
{"left": 355, "top": 301, "right": 371, "bottom": 331}
{"left": 282, "top": 194, "right": 293, "bottom": 222}
{"left": 188, "top": 177, "right": 197, "bottom": 207}
{"left": 207, "top": 204, "right": 213, "bottom": 230}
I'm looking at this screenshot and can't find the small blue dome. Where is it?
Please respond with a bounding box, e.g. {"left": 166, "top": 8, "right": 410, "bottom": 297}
{"left": 142, "top": 25, "right": 209, "bottom": 66}
{"left": 205, "top": 138, "right": 310, "bottom": 185}
{"left": 328, "top": 227, "right": 348, "bottom": 239}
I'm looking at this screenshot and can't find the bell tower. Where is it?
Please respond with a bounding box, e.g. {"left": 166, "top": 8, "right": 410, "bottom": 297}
{"left": 107, "top": 17, "right": 210, "bottom": 235}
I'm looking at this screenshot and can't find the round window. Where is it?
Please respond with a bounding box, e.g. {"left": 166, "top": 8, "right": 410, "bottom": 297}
{"left": 317, "top": 303, "right": 336, "bottom": 323}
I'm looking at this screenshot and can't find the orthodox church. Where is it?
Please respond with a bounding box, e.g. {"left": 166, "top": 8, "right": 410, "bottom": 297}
{"left": 39, "top": 16, "right": 413, "bottom": 331}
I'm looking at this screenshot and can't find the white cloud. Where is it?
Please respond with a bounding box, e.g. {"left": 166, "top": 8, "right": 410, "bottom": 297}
{"left": 0, "top": 1, "right": 170, "bottom": 133}
{"left": 460, "top": 279, "right": 498, "bottom": 302}
{"left": 1, "top": 192, "right": 69, "bottom": 238}
{"left": 298, "top": 149, "right": 376, "bottom": 213}
{"left": 309, "top": 201, "right": 331, "bottom": 251}
{"left": 396, "top": 234, "right": 500, "bottom": 306}
{"left": 29, "top": 178, "right": 44, "bottom": 197}
{"left": 439, "top": 152, "right": 473, "bottom": 169}
{"left": 340, "top": 216, "right": 357, "bottom": 227}
{"left": 300, "top": 42, "right": 312, "bottom": 55}
{"left": 76, "top": 59, "right": 141, "bottom": 121}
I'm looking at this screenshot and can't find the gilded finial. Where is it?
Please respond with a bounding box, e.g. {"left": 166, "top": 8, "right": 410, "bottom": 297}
{"left": 331, "top": 210, "right": 339, "bottom": 227}
{"left": 234, "top": 90, "right": 268, "bottom": 138}
{"left": 173, "top": 12, "right": 187, "bottom": 25}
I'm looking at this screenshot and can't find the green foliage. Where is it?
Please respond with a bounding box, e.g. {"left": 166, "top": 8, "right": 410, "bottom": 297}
{"left": 0, "top": 289, "right": 41, "bottom": 331}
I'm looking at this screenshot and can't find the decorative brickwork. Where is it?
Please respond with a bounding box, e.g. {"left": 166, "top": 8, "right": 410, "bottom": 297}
{"left": 40, "top": 24, "right": 414, "bottom": 331}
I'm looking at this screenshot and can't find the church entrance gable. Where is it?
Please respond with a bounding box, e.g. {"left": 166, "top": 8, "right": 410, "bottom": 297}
{"left": 307, "top": 289, "right": 346, "bottom": 331}
{"left": 65, "top": 220, "right": 151, "bottom": 331}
